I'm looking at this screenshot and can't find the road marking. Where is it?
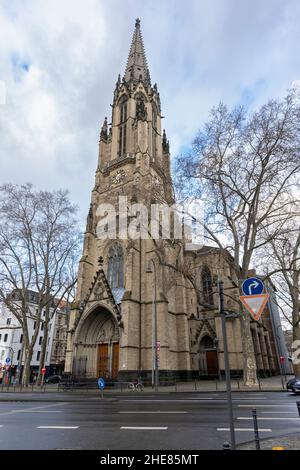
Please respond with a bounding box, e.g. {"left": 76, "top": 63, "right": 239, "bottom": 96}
{"left": 120, "top": 398, "right": 266, "bottom": 403}
{"left": 0, "top": 425, "right": 3, "bottom": 428}
{"left": 233, "top": 398, "right": 266, "bottom": 401}
{"left": 12, "top": 410, "right": 62, "bottom": 413}
{"left": 0, "top": 402, "right": 69, "bottom": 417}
{"left": 37, "top": 426, "right": 79, "bottom": 429}
{"left": 180, "top": 398, "right": 213, "bottom": 400}
{"left": 238, "top": 417, "right": 300, "bottom": 421}
{"left": 120, "top": 426, "right": 168, "bottom": 430}
{"left": 119, "top": 411, "right": 187, "bottom": 414}
{"left": 120, "top": 399, "right": 211, "bottom": 403}
{"left": 217, "top": 428, "right": 272, "bottom": 432}
{"left": 262, "top": 411, "right": 296, "bottom": 414}
{"left": 238, "top": 404, "right": 295, "bottom": 408}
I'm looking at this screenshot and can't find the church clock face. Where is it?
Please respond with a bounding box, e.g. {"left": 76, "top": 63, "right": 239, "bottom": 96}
{"left": 111, "top": 169, "right": 126, "bottom": 185}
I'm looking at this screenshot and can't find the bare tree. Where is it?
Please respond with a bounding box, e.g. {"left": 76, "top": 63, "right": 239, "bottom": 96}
{"left": 262, "top": 217, "right": 300, "bottom": 377}
{"left": 175, "top": 91, "right": 300, "bottom": 385}
{"left": 0, "top": 184, "right": 81, "bottom": 386}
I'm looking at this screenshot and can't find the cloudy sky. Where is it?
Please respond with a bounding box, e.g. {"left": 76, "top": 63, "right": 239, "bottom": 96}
{"left": 0, "top": 0, "right": 299, "bottom": 224}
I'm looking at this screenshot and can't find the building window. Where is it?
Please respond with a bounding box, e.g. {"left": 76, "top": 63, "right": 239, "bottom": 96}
{"left": 0, "top": 334, "right": 1, "bottom": 341}
{"left": 17, "top": 350, "right": 21, "bottom": 361}
{"left": 33, "top": 321, "right": 36, "bottom": 330}
{"left": 152, "top": 105, "right": 157, "bottom": 158}
{"left": 36, "top": 351, "right": 40, "bottom": 361}
{"left": 39, "top": 336, "right": 43, "bottom": 345}
{"left": 4, "top": 334, "right": 8, "bottom": 343}
{"left": 6, "top": 318, "right": 11, "bottom": 325}
{"left": 118, "top": 97, "right": 127, "bottom": 157}
{"left": 41, "top": 323, "right": 44, "bottom": 331}
{"left": 20, "top": 334, "right": 23, "bottom": 343}
{"left": 201, "top": 266, "right": 214, "bottom": 305}
{"left": 107, "top": 243, "right": 124, "bottom": 289}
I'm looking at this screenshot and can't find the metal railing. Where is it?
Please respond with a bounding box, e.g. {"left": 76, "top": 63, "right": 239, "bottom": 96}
{"left": 0, "top": 374, "right": 292, "bottom": 393}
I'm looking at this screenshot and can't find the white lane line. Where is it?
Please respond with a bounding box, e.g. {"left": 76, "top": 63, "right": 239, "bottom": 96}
{"left": 262, "top": 411, "right": 296, "bottom": 414}
{"left": 238, "top": 404, "right": 295, "bottom": 408}
{"left": 217, "top": 428, "right": 272, "bottom": 432}
{"left": 180, "top": 398, "right": 213, "bottom": 400}
{"left": 233, "top": 398, "right": 266, "bottom": 401}
{"left": 37, "top": 426, "right": 79, "bottom": 429}
{"left": 237, "top": 417, "right": 300, "bottom": 421}
{"left": 120, "top": 399, "right": 211, "bottom": 403}
{"left": 0, "top": 402, "right": 69, "bottom": 417}
{"left": 120, "top": 398, "right": 265, "bottom": 403}
{"left": 12, "top": 410, "right": 62, "bottom": 413}
{"left": 120, "top": 426, "right": 168, "bottom": 430}
{"left": 119, "top": 411, "right": 187, "bottom": 414}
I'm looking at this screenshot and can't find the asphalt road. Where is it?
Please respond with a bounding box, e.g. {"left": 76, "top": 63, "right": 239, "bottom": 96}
{"left": 0, "top": 391, "right": 299, "bottom": 450}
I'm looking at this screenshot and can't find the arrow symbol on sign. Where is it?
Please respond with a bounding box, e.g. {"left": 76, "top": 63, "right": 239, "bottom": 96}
{"left": 248, "top": 280, "right": 259, "bottom": 295}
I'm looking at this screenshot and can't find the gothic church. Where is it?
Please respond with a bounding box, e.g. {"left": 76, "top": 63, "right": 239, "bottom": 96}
{"left": 65, "top": 20, "right": 280, "bottom": 382}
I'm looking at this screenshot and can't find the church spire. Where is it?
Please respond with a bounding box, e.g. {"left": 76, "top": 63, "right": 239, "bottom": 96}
{"left": 123, "top": 18, "right": 151, "bottom": 85}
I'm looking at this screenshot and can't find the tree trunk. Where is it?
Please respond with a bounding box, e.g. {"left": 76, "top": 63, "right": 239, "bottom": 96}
{"left": 22, "top": 346, "right": 33, "bottom": 387}
{"left": 240, "top": 314, "right": 259, "bottom": 386}
{"left": 293, "top": 322, "right": 300, "bottom": 379}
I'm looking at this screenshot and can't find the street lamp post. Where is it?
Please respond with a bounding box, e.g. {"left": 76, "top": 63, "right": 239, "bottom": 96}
{"left": 146, "top": 260, "right": 159, "bottom": 392}
{"left": 2, "top": 346, "right": 14, "bottom": 385}
{"left": 219, "top": 280, "right": 236, "bottom": 450}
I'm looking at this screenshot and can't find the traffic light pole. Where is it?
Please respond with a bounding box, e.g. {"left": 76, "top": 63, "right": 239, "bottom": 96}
{"left": 219, "top": 280, "right": 236, "bottom": 450}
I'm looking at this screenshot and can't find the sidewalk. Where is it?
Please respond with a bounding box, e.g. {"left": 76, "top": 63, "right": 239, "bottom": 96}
{"left": 238, "top": 433, "right": 300, "bottom": 450}
{"left": 0, "top": 375, "right": 292, "bottom": 395}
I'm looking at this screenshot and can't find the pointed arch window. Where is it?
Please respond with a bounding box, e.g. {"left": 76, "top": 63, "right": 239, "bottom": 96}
{"left": 152, "top": 104, "right": 157, "bottom": 158}
{"left": 201, "top": 266, "right": 214, "bottom": 305}
{"left": 107, "top": 244, "right": 124, "bottom": 289}
{"left": 118, "top": 97, "right": 127, "bottom": 157}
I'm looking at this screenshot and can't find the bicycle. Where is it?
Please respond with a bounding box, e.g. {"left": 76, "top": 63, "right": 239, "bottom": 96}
{"left": 127, "top": 381, "right": 144, "bottom": 391}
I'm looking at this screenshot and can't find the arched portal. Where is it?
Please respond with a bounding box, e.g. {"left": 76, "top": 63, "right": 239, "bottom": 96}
{"left": 74, "top": 306, "right": 120, "bottom": 380}
{"left": 199, "top": 335, "right": 219, "bottom": 377}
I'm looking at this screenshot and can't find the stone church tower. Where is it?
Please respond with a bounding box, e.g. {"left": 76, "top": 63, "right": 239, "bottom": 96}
{"left": 65, "top": 19, "right": 281, "bottom": 382}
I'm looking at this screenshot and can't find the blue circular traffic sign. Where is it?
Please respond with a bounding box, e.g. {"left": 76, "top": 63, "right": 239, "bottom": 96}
{"left": 5, "top": 357, "right": 11, "bottom": 365}
{"left": 98, "top": 377, "right": 105, "bottom": 390}
{"left": 242, "top": 277, "right": 264, "bottom": 296}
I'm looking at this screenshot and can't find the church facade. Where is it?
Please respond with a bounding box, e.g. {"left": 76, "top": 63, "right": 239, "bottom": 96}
{"left": 64, "top": 20, "right": 281, "bottom": 382}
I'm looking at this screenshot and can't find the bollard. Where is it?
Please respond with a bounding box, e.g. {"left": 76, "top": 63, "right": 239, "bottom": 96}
{"left": 194, "top": 379, "right": 197, "bottom": 391}
{"left": 237, "top": 380, "right": 240, "bottom": 390}
{"left": 215, "top": 379, "right": 218, "bottom": 391}
{"left": 252, "top": 408, "right": 260, "bottom": 450}
{"left": 222, "top": 441, "right": 231, "bottom": 450}
{"left": 296, "top": 401, "right": 300, "bottom": 417}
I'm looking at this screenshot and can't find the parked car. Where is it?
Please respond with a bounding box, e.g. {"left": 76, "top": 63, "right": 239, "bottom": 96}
{"left": 287, "top": 377, "right": 300, "bottom": 394}
{"left": 45, "top": 375, "right": 62, "bottom": 384}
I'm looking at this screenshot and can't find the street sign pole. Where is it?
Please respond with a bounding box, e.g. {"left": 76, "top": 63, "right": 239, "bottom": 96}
{"left": 98, "top": 377, "right": 105, "bottom": 399}
{"left": 219, "top": 280, "right": 236, "bottom": 450}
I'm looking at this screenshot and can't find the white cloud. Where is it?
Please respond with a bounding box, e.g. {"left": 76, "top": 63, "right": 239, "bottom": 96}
{"left": 0, "top": 0, "right": 299, "bottom": 224}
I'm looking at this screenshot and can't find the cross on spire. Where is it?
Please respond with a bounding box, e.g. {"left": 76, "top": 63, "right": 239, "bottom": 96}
{"left": 123, "top": 18, "right": 151, "bottom": 85}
